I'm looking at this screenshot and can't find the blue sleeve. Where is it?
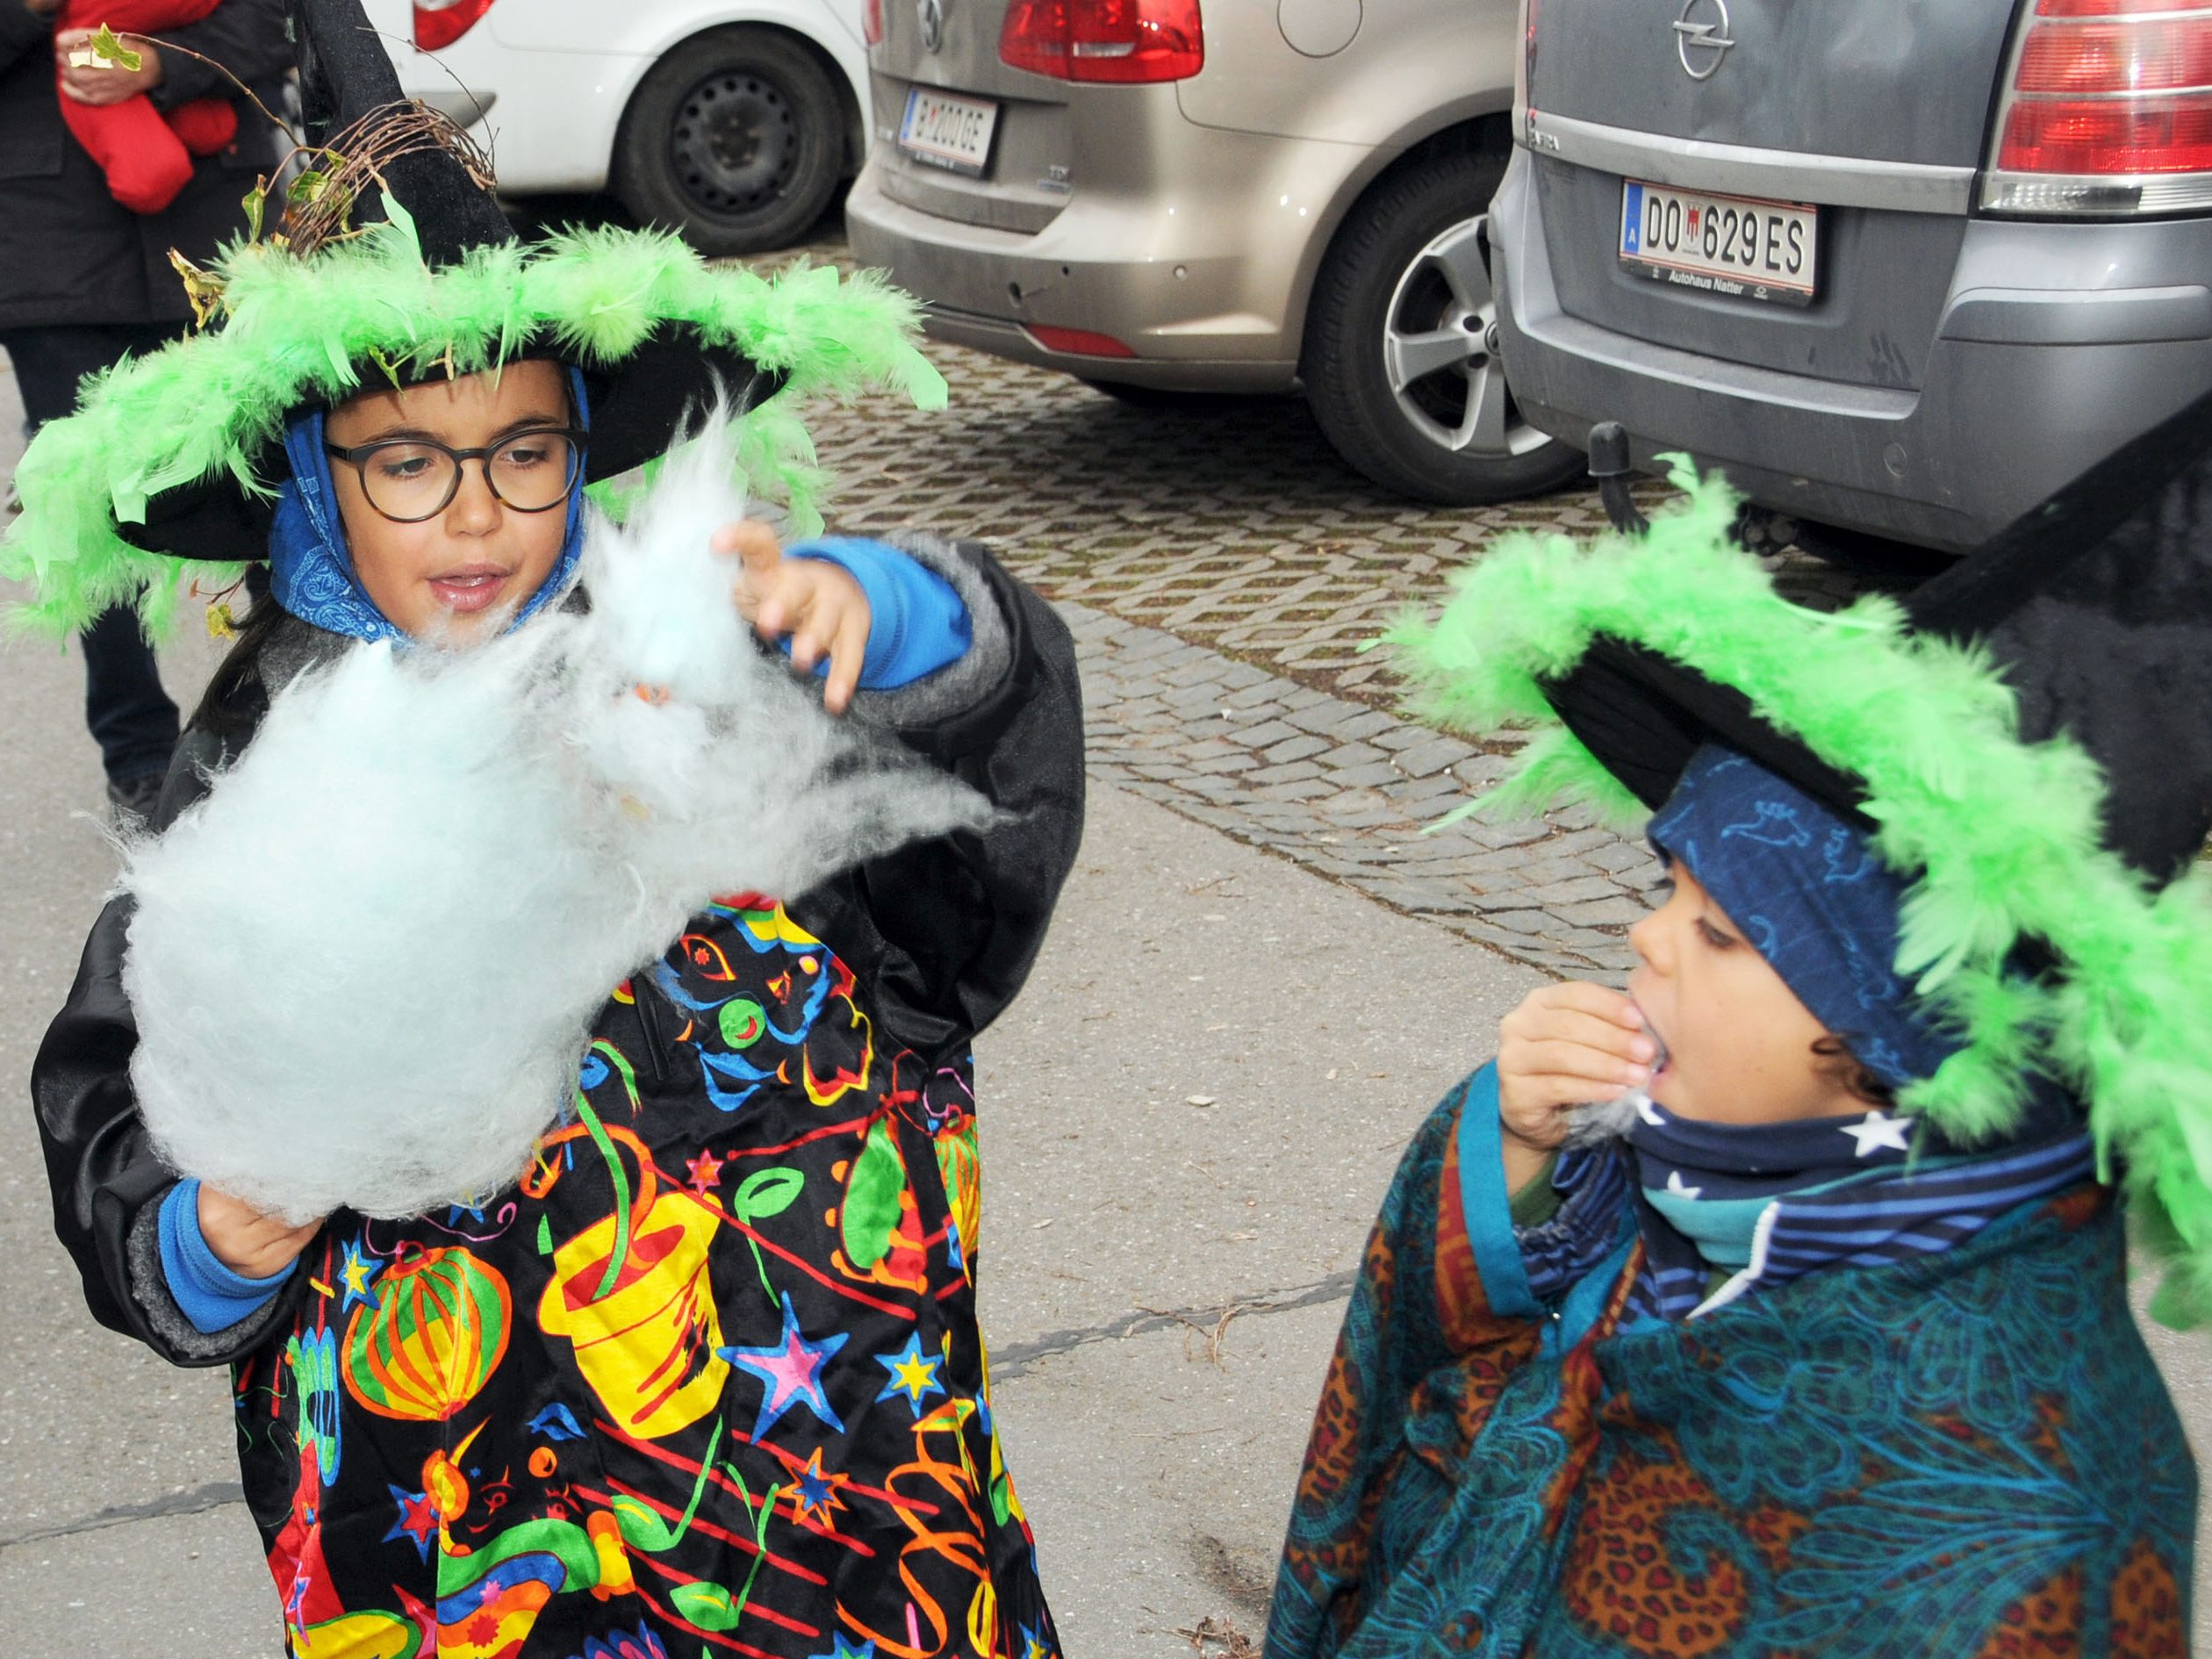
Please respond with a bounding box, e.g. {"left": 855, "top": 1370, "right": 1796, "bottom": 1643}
{"left": 786, "top": 537, "right": 972, "bottom": 690}
{"left": 156, "top": 1179, "right": 297, "bottom": 1336}
{"left": 1519, "top": 1146, "right": 1634, "bottom": 1304}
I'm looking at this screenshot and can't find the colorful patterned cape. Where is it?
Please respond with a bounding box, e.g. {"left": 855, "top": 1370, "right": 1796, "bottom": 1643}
{"left": 235, "top": 896, "right": 1053, "bottom": 1659}
{"left": 34, "top": 543, "right": 1084, "bottom": 1659}
{"left": 1268, "top": 1067, "right": 2195, "bottom": 1659}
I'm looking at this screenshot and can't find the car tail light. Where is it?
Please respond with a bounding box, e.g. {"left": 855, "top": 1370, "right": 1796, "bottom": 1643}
{"left": 1982, "top": 0, "right": 2212, "bottom": 215}
{"left": 1023, "top": 324, "right": 1137, "bottom": 357}
{"left": 414, "top": 0, "right": 494, "bottom": 51}
{"left": 862, "top": 0, "right": 883, "bottom": 47}
{"left": 998, "top": 0, "right": 1203, "bottom": 83}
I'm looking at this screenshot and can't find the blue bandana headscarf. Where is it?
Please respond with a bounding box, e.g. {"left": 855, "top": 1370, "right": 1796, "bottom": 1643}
{"left": 1645, "top": 743, "right": 1958, "bottom": 1090}
{"left": 267, "top": 365, "right": 592, "bottom": 643}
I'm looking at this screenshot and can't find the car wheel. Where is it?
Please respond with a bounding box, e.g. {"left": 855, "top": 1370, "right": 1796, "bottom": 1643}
{"left": 614, "top": 29, "right": 845, "bottom": 257}
{"left": 1304, "top": 149, "right": 1584, "bottom": 505}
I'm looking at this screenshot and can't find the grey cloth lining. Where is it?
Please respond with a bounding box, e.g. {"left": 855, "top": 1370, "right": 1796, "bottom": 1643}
{"left": 850, "top": 531, "right": 1012, "bottom": 731}
{"left": 125, "top": 1193, "right": 297, "bottom": 1363}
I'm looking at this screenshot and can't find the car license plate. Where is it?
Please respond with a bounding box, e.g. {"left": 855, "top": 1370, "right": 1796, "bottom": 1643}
{"left": 1619, "top": 181, "right": 1817, "bottom": 305}
{"left": 898, "top": 86, "right": 999, "bottom": 177}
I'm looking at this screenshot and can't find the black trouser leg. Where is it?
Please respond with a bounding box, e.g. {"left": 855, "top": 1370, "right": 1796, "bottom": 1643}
{"left": 4, "top": 322, "right": 184, "bottom": 785}
{"left": 77, "top": 604, "right": 182, "bottom": 782}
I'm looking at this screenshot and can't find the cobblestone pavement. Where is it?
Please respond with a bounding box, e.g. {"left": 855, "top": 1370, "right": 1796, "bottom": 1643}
{"left": 1064, "top": 602, "right": 1662, "bottom": 977}
{"left": 746, "top": 217, "right": 1873, "bottom": 980}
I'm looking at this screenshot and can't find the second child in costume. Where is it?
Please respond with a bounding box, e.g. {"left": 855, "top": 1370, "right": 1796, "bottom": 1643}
{"left": 8, "top": 5, "right": 1082, "bottom": 1655}
{"left": 1266, "top": 399, "right": 2212, "bottom": 1656}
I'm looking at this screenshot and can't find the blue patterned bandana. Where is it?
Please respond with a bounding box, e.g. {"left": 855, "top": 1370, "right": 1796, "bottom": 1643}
{"left": 267, "top": 365, "right": 591, "bottom": 643}
{"left": 1647, "top": 743, "right": 1959, "bottom": 1089}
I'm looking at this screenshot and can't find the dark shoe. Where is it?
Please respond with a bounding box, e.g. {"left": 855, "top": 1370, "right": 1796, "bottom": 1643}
{"left": 107, "top": 772, "right": 165, "bottom": 830}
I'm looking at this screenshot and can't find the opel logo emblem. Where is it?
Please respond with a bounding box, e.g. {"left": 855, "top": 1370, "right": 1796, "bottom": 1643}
{"left": 916, "top": 0, "right": 944, "bottom": 54}
{"left": 1671, "top": 0, "right": 1734, "bottom": 79}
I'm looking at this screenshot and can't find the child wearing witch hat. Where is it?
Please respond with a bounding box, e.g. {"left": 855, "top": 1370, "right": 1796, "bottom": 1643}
{"left": 1264, "top": 398, "right": 2212, "bottom": 1656}
{"left": 7, "top": 4, "right": 1081, "bottom": 1655}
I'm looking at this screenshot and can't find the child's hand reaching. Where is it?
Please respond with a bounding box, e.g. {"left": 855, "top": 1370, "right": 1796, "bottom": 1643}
{"left": 198, "top": 1185, "right": 322, "bottom": 1280}
{"left": 1496, "top": 982, "right": 1655, "bottom": 1191}
{"left": 715, "top": 521, "right": 873, "bottom": 715}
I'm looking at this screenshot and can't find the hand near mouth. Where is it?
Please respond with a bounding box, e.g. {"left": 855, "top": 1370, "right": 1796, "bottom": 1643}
{"left": 1496, "top": 981, "right": 1660, "bottom": 1189}
{"left": 715, "top": 521, "right": 873, "bottom": 714}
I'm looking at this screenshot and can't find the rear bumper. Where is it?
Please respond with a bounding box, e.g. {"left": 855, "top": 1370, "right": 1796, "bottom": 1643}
{"left": 1488, "top": 148, "right": 2212, "bottom": 552}
{"left": 845, "top": 121, "right": 1347, "bottom": 391}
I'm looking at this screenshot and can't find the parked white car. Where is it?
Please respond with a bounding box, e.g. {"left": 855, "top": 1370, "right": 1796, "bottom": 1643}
{"left": 361, "top": 0, "right": 873, "bottom": 252}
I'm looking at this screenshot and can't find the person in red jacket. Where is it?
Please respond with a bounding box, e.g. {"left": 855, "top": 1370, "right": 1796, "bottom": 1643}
{"left": 52, "top": 0, "right": 240, "bottom": 212}
{"left": 0, "top": 0, "right": 285, "bottom": 820}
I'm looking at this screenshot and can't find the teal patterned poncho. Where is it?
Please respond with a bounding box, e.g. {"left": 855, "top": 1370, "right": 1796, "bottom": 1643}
{"left": 1267, "top": 1069, "right": 2196, "bottom": 1658}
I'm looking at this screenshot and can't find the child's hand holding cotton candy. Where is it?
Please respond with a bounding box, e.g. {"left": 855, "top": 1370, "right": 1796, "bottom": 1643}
{"left": 197, "top": 1186, "right": 322, "bottom": 1279}
{"left": 718, "top": 521, "right": 874, "bottom": 715}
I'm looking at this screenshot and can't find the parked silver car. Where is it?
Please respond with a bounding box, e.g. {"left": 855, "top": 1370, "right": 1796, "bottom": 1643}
{"left": 1492, "top": 0, "right": 2212, "bottom": 556}
{"left": 844, "top": 0, "right": 1584, "bottom": 504}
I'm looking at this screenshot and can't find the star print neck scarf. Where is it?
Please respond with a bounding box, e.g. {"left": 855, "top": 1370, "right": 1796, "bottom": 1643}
{"left": 1614, "top": 1095, "right": 2096, "bottom": 1321}
{"left": 1628, "top": 1099, "right": 1912, "bottom": 1268}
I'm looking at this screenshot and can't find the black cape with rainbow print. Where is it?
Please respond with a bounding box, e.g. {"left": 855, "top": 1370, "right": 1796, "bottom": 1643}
{"left": 33, "top": 536, "right": 1084, "bottom": 1659}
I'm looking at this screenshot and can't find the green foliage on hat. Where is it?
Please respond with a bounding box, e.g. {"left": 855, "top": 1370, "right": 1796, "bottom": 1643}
{"left": 1393, "top": 463, "right": 2212, "bottom": 1325}
{"left": 1, "top": 216, "right": 947, "bottom": 638}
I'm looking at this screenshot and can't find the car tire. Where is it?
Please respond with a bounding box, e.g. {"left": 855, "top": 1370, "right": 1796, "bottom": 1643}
{"left": 614, "top": 29, "right": 845, "bottom": 257}
{"left": 1304, "top": 149, "right": 1584, "bottom": 505}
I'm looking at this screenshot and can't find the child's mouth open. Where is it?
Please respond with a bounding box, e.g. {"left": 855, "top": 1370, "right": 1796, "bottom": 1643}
{"left": 1629, "top": 1000, "right": 1673, "bottom": 1102}
{"left": 428, "top": 564, "right": 514, "bottom": 614}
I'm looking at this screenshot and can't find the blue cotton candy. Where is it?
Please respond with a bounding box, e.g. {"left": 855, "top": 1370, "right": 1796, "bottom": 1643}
{"left": 119, "top": 405, "right": 994, "bottom": 1223}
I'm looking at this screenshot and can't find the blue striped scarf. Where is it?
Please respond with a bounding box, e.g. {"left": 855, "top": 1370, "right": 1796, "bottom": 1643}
{"left": 1529, "top": 1099, "right": 2095, "bottom": 1324}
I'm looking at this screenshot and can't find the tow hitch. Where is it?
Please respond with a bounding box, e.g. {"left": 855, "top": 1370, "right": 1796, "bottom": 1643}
{"left": 1587, "top": 421, "right": 1648, "bottom": 537}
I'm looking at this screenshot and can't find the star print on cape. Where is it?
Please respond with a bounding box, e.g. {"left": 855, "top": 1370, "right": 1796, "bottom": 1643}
{"left": 806, "top": 1636, "right": 876, "bottom": 1659}
{"left": 337, "top": 1238, "right": 382, "bottom": 1314}
{"left": 873, "top": 1331, "right": 947, "bottom": 1418}
{"left": 1841, "top": 1109, "right": 1914, "bottom": 1156}
{"left": 788, "top": 1446, "right": 851, "bottom": 1528}
{"left": 384, "top": 1483, "right": 437, "bottom": 1562}
{"left": 718, "top": 1292, "right": 849, "bottom": 1440}
{"left": 686, "top": 1148, "right": 727, "bottom": 1196}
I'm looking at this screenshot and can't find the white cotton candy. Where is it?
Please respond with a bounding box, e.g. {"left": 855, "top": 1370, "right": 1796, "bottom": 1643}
{"left": 120, "top": 413, "right": 992, "bottom": 1223}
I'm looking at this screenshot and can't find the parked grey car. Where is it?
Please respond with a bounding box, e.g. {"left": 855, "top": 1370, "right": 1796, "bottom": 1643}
{"left": 1492, "top": 0, "right": 2212, "bottom": 556}
{"left": 844, "top": 0, "right": 1585, "bottom": 504}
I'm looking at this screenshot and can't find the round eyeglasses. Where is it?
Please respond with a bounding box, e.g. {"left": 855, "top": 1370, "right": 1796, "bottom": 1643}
{"left": 323, "top": 427, "right": 587, "bottom": 523}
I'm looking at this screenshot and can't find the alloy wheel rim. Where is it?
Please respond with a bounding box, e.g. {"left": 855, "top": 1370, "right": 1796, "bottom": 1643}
{"left": 1381, "top": 214, "right": 1551, "bottom": 461}
{"left": 668, "top": 69, "right": 800, "bottom": 219}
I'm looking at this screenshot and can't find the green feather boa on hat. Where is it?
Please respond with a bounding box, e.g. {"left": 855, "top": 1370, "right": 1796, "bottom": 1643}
{"left": 1, "top": 211, "right": 947, "bottom": 639}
